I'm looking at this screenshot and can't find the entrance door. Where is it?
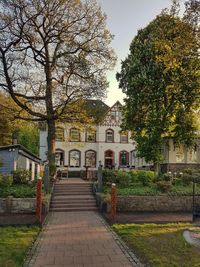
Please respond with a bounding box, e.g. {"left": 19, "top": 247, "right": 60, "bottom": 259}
{"left": 55, "top": 150, "right": 65, "bottom": 166}
{"left": 104, "top": 150, "right": 114, "bottom": 169}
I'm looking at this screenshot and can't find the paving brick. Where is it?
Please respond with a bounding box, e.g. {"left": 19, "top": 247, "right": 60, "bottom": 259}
{"left": 29, "top": 179, "right": 133, "bottom": 267}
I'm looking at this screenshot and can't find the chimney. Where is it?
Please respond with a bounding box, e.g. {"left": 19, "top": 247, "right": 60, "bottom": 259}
{"left": 12, "top": 132, "right": 18, "bottom": 145}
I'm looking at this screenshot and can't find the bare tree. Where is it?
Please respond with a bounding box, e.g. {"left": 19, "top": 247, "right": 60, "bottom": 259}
{"left": 0, "top": 0, "right": 116, "bottom": 169}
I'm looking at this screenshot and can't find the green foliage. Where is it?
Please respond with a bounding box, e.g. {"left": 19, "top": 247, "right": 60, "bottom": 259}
{"left": 13, "top": 169, "right": 31, "bottom": 185}
{"left": 137, "top": 171, "right": 156, "bottom": 186}
{"left": 129, "top": 170, "right": 139, "bottom": 183}
{"left": 0, "top": 184, "right": 36, "bottom": 198}
{"left": 181, "top": 168, "right": 200, "bottom": 184}
{"left": 116, "top": 171, "right": 131, "bottom": 188}
{"left": 17, "top": 122, "right": 39, "bottom": 156}
{"left": 102, "top": 169, "right": 117, "bottom": 185}
{"left": 0, "top": 174, "right": 13, "bottom": 187}
{"left": 117, "top": 11, "right": 200, "bottom": 166}
{"left": 156, "top": 180, "right": 172, "bottom": 192}
{"left": 0, "top": 226, "right": 39, "bottom": 267}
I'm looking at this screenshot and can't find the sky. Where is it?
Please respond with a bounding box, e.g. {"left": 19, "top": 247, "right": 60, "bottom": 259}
{"left": 97, "top": 0, "right": 177, "bottom": 106}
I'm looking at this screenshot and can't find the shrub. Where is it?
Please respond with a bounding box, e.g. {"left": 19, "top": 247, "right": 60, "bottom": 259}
{"left": 0, "top": 174, "right": 13, "bottom": 187}
{"left": 129, "top": 170, "right": 139, "bottom": 183}
{"left": 137, "top": 170, "right": 156, "bottom": 186}
{"left": 13, "top": 169, "right": 31, "bottom": 184}
{"left": 181, "top": 169, "right": 200, "bottom": 185}
{"left": 102, "top": 169, "right": 116, "bottom": 185}
{"left": 117, "top": 170, "right": 131, "bottom": 188}
{"left": 0, "top": 184, "right": 35, "bottom": 198}
{"left": 163, "top": 172, "right": 173, "bottom": 182}
{"left": 156, "top": 181, "right": 172, "bottom": 193}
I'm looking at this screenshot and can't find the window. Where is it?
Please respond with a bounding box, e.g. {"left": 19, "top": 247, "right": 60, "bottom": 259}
{"left": 86, "top": 130, "right": 96, "bottom": 142}
{"left": 119, "top": 151, "right": 129, "bottom": 166}
{"left": 70, "top": 128, "right": 80, "bottom": 142}
{"left": 55, "top": 127, "right": 64, "bottom": 142}
{"left": 175, "top": 145, "right": 185, "bottom": 163}
{"left": 106, "top": 129, "right": 114, "bottom": 143}
{"left": 130, "top": 150, "right": 136, "bottom": 166}
{"left": 85, "top": 150, "right": 96, "bottom": 167}
{"left": 188, "top": 146, "right": 197, "bottom": 163}
{"left": 69, "top": 150, "right": 81, "bottom": 167}
{"left": 120, "top": 132, "right": 128, "bottom": 143}
{"left": 110, "top": 111, "right": 116, "bottom": 120}
{"left": 55, "top": 149, "right": 65, "bottom": 166}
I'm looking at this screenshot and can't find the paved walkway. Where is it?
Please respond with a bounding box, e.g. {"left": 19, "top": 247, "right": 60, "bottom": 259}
{"left": 30, "top": 211, "right": 135, "bottom": 267}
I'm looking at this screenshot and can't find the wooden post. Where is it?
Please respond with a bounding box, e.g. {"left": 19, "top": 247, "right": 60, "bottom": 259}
{"left": 111, "top": 183, "right": 116, "bottom": 221}
{"left": 44, "top": 165, "right": 49, "bottom": 194}
{"left": 36, "top": 178, "right": 42, "bottom": 224}
{"left": 98, "top": 162, "right": 103, "bottom": 192}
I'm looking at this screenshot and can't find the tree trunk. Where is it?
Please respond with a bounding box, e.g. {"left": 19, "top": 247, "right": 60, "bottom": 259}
{"left": 155, "top": 162, "right": 161, "bottom": 174}
{"left": 47, "top": 119, "right": 56, "bottom": 176}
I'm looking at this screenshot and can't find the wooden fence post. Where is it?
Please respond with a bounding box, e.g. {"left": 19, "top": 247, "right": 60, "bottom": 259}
{"left": 111, "top": 183, "right": 116, "bottom": 221}
{"left": 36, "top": 178, "right": 42, "bottom": 224}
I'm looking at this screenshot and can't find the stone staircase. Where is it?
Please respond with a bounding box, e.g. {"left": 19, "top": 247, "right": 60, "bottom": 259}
{"left": 50, "top": 178, "right": 98, "bottom": 212}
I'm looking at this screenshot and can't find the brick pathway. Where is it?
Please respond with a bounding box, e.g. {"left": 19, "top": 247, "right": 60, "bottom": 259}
{"left": 30, "top": 211, "right": 135, "bottom": 267}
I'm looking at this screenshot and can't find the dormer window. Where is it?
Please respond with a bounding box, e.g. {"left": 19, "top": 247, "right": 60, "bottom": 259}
{"left": 70, "top": 128, "right": 80, "bottom": 142}
{"left": 86, "top": 130, "right": 96, "bottom": 142}
{"left": 55, "top": 127, "right": 64, "bottom": 142}
{"left": 106, "top": 129, "right": 114, "bottom": 143}
{"left": 110, "top": 111, "right": 116, "bottom": 120}
{"left": 120, "top": 132, "right": 128, "bottom": 143}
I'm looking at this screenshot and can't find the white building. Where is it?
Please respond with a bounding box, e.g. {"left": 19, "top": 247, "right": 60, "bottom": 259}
{"left": 40, "top": 99, "right": 200, "bottom": 175}
{"left": 39, "top": 101, "right": 135, "bottom": 175}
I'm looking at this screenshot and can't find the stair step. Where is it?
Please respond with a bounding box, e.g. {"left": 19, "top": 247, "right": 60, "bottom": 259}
{"left": 51, "top": 179, "right": 96, "bottom": 212}
{"left": 54, "top": 193, "right": 93, "bottom": 196}
{"left": 50, "top": 207, "right": 98, "bottom": 212}
{"left": 50, "top": 203, "right": 96, "bottom": 208}
{"left": 51, "top": 199, "right": 96, "bottom": 203}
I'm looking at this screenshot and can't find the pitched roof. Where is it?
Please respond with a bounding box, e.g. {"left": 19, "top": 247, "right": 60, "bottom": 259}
{"left": 84, "top": 99, "right": 110, "bottom": 123}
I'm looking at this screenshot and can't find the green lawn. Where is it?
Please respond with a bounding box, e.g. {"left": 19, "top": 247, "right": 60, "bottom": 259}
{"left": 0, "top": 226, "right": 40, "bottom": 267}
{"left": 113, "top": 223, "right": 200, "bottom": 267}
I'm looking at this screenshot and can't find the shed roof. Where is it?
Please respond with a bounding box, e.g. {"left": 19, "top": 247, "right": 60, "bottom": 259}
{"left": 0, "top": 144, "right": 41, "bottom": 163}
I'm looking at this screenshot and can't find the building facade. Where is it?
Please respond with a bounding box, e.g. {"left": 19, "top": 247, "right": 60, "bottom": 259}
{"left": 40, "top": 100, "right": 200, "bottom": 174}
{"left": 40, "top": 101, "right": 135, "bottom": 173}
{"left": 132, "top": 139, "right": 200, "bottom": 172}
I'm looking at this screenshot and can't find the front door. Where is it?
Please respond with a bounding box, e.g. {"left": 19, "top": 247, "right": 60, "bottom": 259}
{"left": 104, "top": 150, "right": 114, "bottom": 169}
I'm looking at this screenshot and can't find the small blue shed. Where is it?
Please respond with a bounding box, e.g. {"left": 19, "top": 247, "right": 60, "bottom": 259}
{"left": 0, "top": 144, "right": 41, "bottom": 180}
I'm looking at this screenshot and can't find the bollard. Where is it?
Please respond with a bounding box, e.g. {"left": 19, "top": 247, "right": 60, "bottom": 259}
{"left": 111, "top": 183, "right": 116, "bottom": 221}
{"left": 36, "top": 178, "right": 42, "bottom": 224}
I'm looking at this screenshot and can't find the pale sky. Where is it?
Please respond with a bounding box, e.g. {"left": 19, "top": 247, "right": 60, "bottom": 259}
{"left": 97, "top": 0, "right": 180, "bottom": 106}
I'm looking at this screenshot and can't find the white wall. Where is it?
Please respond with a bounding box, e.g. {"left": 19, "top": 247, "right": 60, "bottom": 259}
{"left": 40, "top": 123, "right": 135, "bottom": 171}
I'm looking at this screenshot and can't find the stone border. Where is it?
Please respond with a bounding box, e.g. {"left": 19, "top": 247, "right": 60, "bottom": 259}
{"left": 23, "top": 212, "right": 52, "bottom": 267}
{"left": 183, "top": 230, "right": 200, "bottom": 247}
{"left": 98, "top": 212, "right": 147, "bottom": 267}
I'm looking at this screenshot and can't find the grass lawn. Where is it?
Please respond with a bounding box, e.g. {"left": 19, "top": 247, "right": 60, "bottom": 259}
{"left": 0, "top": 226, "right": 40, "bottom": 267}
{"left": 113, "top": 223, "right": 200, "bottom": 267}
